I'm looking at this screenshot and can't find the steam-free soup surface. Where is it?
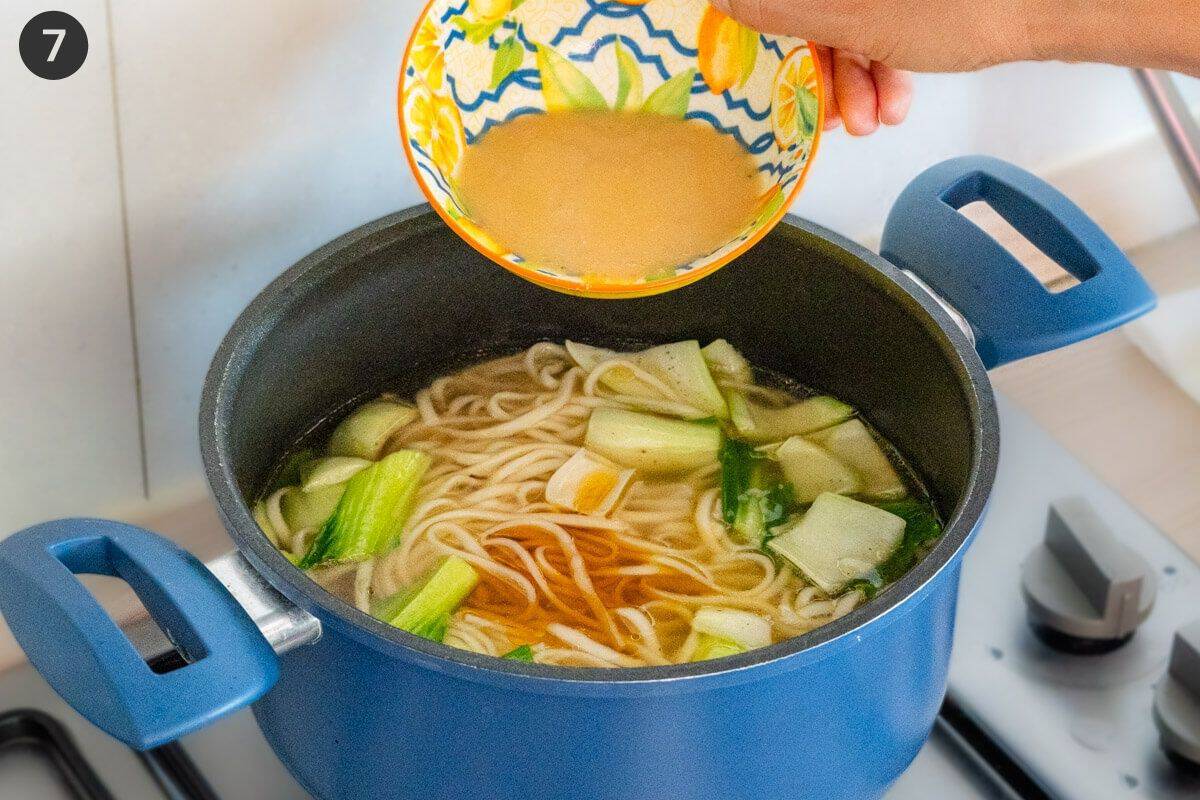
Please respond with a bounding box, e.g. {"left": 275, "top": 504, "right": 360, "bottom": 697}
{"left": 455, "top": 112, "right": 767, "bottom": 283}
{"left": 256, "top": 340, "right": 943, "bottom": 668}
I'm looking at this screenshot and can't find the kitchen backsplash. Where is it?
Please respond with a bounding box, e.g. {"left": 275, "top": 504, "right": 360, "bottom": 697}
{"left": 3, "top": 0, "right": 1199, "bottom": 536}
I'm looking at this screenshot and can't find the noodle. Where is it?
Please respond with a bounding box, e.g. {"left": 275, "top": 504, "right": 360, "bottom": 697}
{"left": 263, "top": 344, "right": 926, "bottom": 667}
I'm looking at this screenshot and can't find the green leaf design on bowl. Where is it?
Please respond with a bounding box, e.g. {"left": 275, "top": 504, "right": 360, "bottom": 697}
{"left": 642, "top": 68, "right": 697, "bottom": 118}
{"left": 613, "top": 41, "right": 644, "bottom": 111}
{"left": 536, "top": 44, "right": 607, "bottom": 112}
{"left": 451, "top": 15, "right": 505, "bottom": 45}
{"left": 796, "top": 85, "right": 819, "bottom": 138}
{"left": 491, "top": 35, "right": 524, "bottom": 89}
{"left": 737, "top": 25, "right": 759, "bottom": 87}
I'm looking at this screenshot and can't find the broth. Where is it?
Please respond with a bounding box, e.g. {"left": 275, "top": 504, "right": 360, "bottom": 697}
{"left": 454, "top": 112, "right": 767, "bottom": 284}
{"left": 255, "top": 340, "right": 943, "bottom": 668}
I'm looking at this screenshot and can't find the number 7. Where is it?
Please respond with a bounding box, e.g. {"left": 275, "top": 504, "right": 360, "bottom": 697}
{"left": 43, "top": 29, "right": 66, "bottom": 62}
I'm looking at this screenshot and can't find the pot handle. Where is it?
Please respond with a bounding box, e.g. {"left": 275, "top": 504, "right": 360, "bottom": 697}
{"left": 880, "top": 155, "right": 1156, "bottom": 368}
{"left": 0, "top": 518, "right": 279, "bottom": 750}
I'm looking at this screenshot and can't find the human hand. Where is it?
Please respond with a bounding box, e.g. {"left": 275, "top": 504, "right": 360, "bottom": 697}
{"left": 712, "top": 0, "right": 1200, "bottom": 134}
{"left": 710, "top": 0, "right": 1036, "bottom": 136}
{"left": 710, "top": 0, "right": 1037, "bottom": 74}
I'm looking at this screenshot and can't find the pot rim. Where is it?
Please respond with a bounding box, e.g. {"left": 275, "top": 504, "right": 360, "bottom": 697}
{"left": 199, "top": 205, "right": 998, "bottom": 686}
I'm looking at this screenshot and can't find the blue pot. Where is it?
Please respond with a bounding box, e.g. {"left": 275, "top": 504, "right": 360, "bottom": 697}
{"left": 0, "top": 157, "right": 1155, "bottom": 799}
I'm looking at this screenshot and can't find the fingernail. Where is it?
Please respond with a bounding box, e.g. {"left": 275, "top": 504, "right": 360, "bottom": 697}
{"left": 881, "top": 90, "right": 913, "bottom": 126}
{"left": 841, "top": 118, "right": 874, "bottom": 137}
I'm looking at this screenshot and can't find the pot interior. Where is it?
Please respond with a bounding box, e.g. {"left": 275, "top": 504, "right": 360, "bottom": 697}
{"left": 209, "top": 209, "right": 988, "bottom": 590}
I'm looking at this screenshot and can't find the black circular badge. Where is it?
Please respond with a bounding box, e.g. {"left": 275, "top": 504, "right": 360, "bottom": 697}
{"left": 20, "top": 11, "right": 88, "bottom": 80}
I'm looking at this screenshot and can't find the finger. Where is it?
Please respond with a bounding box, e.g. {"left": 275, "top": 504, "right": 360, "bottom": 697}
{"left": 814, "top": 45, "right": 841, "bottom": 131}
{"left": 870, "top": 62, "right": 914, "bottom": 126}
{"left": 833, "top": 51, "right": 879, "bottom": 136}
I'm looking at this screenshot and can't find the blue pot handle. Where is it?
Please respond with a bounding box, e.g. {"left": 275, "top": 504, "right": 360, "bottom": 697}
{"left": 0, "top": 518, "right": 279, "bottom": 750}
{"left": 881, "top": 156, "right": 1156, "bottom": 368}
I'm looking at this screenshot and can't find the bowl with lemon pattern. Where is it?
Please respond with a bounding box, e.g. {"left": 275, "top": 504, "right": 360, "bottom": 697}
{"left": 400, "top": 0, "right": 824, "bottom": 297}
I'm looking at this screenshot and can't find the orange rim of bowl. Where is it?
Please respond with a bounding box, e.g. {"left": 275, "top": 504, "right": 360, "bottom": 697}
{"left": 398, "top": 0, "right": 826, "bottom": 299}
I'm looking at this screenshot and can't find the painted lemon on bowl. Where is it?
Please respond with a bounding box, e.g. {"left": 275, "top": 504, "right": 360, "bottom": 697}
{"left": 400, "top": 0, "right": 824, "bottom": 298}
{"left": 772, "top": 47, "right": 820, "bottom": 150}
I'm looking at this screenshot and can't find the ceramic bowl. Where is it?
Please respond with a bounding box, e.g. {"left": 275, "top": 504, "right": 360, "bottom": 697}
{"left": 399, "top": 0, "right": 824, "bottom": 297}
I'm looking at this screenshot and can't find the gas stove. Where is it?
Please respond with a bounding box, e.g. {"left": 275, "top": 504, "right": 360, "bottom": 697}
{"left": 1, "top": 395, "right": 1197, "bottom": 799}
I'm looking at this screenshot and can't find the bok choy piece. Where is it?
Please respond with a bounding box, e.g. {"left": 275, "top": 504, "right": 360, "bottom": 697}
{"left": 775, "top": 436, "right": 863, "bottom": 504}
{"left": 636, "top": 341, "right": 727, "bottom": 419}
{"left": 734, "top": 480, "right": 793, "bottom": 549}
{"left": 372, "top": 556, "right": 480, "bottom": 642}
{"left": 846, "top": 498, "right": 943, "bottom": 597}
{"left": 299, "top": 456, "right": 371, "bottom": 491}
{"left": 502, "top": 644, "right": 535, "bottom": 662}
{"left": 585, "top": 408, "right": 721, "bottom": 474}
{"left": 719, "top": 439, "right": 793, "bottom": 547}
{"left": 298, "top": 449, "right": 431, "bottom": 568}
{"left": 768, "top": 493, "right": 905, "bottom": 594}
{"left": 566, "top": 340, "right": 727, "bottom": 419}
{"left": 252, "top": 501, "right": 282, "bottom": 548}
{"left": 692, "top": 637, "right": 744, "bottom": 661}
{"left": 700, "top": 339, "right": 753, "bottom": 384}
{"left": 726, "top": 393, "right": 853, "bottom": 444}
{"left": 809, "top": 419, "right": 907, "bottom": 499}
{"left": 327, "top": 398, "right": 418, "bottom": 460}
{"left": 281, "top": 483, "right": 347, "bottom": 533}
{"left": 689, "top": 607, "right": 772, "bottom": 661}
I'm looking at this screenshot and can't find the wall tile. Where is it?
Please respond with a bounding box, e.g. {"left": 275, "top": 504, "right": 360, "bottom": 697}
{"left": 110, "top": 1, "right": 426, "bottom": 494}
{"left": 0, "top": 1, "right": 143, "bottom": 532}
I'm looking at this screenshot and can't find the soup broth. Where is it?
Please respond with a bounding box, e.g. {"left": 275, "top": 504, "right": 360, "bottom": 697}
{"left": 256, "top": 340, "right": 942, "bottom": 668}
{"left": 454, "top": 112, "right": 767, "bottom": 284}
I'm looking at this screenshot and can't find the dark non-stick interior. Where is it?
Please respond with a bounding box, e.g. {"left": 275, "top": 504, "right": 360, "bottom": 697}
{"left": 214, "top": 209, "right": 981, "bottom": 526}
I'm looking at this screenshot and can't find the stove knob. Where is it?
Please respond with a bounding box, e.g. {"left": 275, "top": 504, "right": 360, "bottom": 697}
{"left": 1154, "top": 620, "right": 1200, "bottom": 770}
{"left": 1020, "top": 497, "right": 1156, "bottom": 654}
